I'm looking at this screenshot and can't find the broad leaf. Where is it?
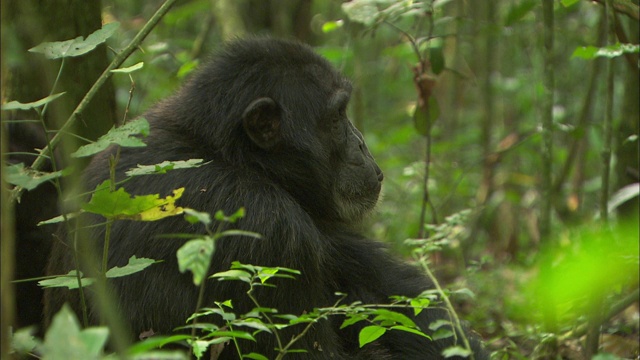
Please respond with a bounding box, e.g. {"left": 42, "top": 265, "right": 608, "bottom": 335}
{"left": 42, "top": 305, "right": 109, "bottom": 359}
{"left": 177, "top": 238, "right": 215, "bottom": 286}
{"left": 38, "top": 271, "right": 94, "bottom": 289}
{"left": 71, "top": 117, "right": 150, "bottom": 158}
{"left": 29, "top": 22, "right": 119, "bottom": 59}
{"left": 4, "top": 163, "right": 70, "bottom": 191}
{"left": 359, "top": 325, "right": 386, "bottom": 348}
{"left": 105, "top": 256, "right": 157, "bottom": 278}
{"left": 572, "top": 43, "right": 640, "bottom": 60}
{"left": 82, "top": 180, "right": 184, "bottom": 221}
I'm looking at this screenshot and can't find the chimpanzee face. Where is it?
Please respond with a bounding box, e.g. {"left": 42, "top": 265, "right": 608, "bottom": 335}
{"left": 241, "top": 68, "right": 383, "bottom": 223}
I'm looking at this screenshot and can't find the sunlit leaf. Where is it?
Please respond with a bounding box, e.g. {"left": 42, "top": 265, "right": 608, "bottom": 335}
{"left": 359, "top": 325, "right": 386, "bottom": 347}
{"left": 82, "top": 180, "right": 184, "bottom": 221}
{"left": 410, "top": 297, "right": 430, "bottom": 316}
{"left": 322, "top": 20, "right": 344, "bottom": 33}
{"left": 572, "top": 43, "right": 640, "bottom": 59}
{"left": 529, "top": 221, "right": 639, "bottom": 325}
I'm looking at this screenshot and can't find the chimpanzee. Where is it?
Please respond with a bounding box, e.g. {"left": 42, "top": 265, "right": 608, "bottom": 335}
{"left": 45, "top": 37, "right": 487, "bottom": 359}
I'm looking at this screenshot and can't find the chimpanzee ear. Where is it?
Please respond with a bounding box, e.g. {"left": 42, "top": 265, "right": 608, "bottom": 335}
{"left": 242, "top": 97, "right": 281, "bottom": 150}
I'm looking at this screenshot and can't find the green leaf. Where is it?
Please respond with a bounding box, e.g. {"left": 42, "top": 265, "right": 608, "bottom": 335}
{"left": 111, "top": 62, "right": 144, "bottom": 74}
{"left": 322, "top": 20, "right": 344, "bottom": 33}
{"left": 340, "top": 314, "right": 367, "bottom": 329}
{"left": 432, "top": 327, "right": 454, "bottom": 340}
{"left": 189, "top": 339, "right": 208, "bottom": 359}
{"left": 214, "top": 207, "right": 246, "bottom": 223}
{"left": 1, "top": 93, "right": 65, "bottom": 110}
{"left": 441, "top": 345, "right": 472, "bottom": 357}
{"left": 177, "top": 60, "right": 199, "bottom": 79}
{"left": 38, "top": 271, "right": 94, "bottom": 289}
{"left": 125, "top": 159, "right": 205, "bottom": 176}
{"left": 71, "top": 117, "right": 150, "bottom": 158}
{"left": 233, "top": 319, "right": 272, "bottom": 333}
{"left": 105, "top": 256, "right": 157, "bottom": 278}
{"left": 210, "top": 331, "right": 255, "bottom": 341}
{"left": 177, "top": 238, "right": 215, "bottom": 286}
{"left": 37, "top": 212, "right": 79, "bottom": 226}
{"left": 243, "top": 353, "right": 269, "bottom": 360}
{"left": 572, "top": 43, "right": 640, "bottom": 60}
{"left": 29, "top": 22, "right": 119, "bottom": 59}
{"left": 216, "top": 229, "right": 263, "bottom": 240}
{"left": 359, "top": 325, "right": 386, "bottom": 348}
{"left": 126, "top": 335, "right": 192, "bottom": 355}
{"left": 11, "top": 327, "right": 39, "bottom": 355}
{"left": 212, "top": 269, "right": 252, "bottom": 283}
{"left": 372, "top": 309, "right": 417, "bottom": 328}
{"left": 410, "top": 297, "right": 430, "bottom": 316}
{"left": 42, "top": 305, "right": 109, "bottom": 358}
{"left": 389, "top": 325, "right": 430, "bottom": 339}
{"left": 183, "top": 208, "right": 212, "bottom": 226}
{"left": 428, "top": 319, "right": 453, "bottom": 331}
{"left": 82, "top": 181, "right": 185, "bottom": 221}
{"left": 4, "top": 163, "right": 70, "bottom": 191}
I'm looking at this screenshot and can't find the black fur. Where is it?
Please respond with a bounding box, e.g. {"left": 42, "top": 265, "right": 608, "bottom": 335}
{"left": 45, "top": 38, "right": 487, "bottom": 359}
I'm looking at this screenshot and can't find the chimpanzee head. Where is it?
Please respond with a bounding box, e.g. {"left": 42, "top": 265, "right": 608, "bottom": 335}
{"left": 171, "top": 38, "right": 383, "bottom": 223}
